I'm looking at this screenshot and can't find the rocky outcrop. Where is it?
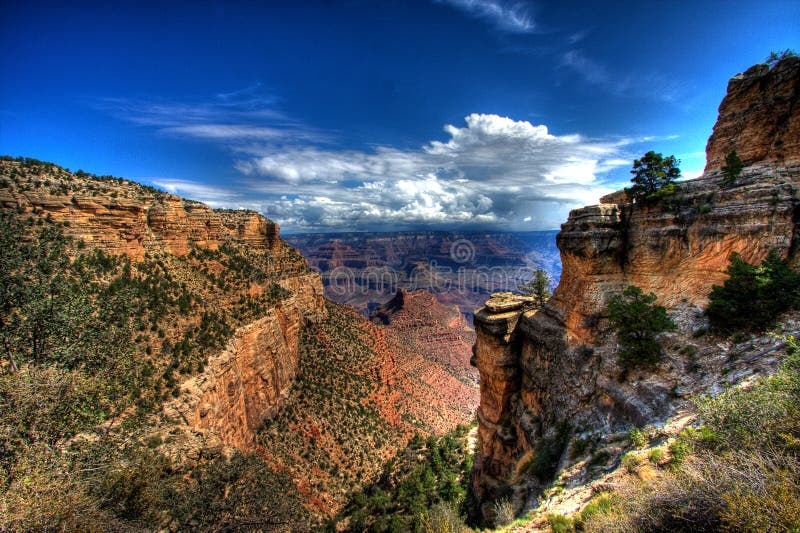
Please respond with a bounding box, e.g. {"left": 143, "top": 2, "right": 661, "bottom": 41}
{"left": 0, "top": 176, "right": 279, "bottom": 261}
{"left": 705, "top": 56, "right": 800, "bottom": 172}
{"left": 556, "top": 163, "right": 799, "bottom": 342}
{"left": 470, "top": 59, "right": 800, "bottom": 519}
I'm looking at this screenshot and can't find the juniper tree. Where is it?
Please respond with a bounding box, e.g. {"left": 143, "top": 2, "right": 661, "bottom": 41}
{"left": 608, "top": 285, "right": 676, "bottom": 367}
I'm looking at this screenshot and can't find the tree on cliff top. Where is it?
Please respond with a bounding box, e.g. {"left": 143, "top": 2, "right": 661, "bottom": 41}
{"left": 766, "top": 49, "right": 797, "bottom": 68}
{"left": 518, "top": 269, "right": 551, "bottom": 308}
{"left": 626, "top": 151, "right": 681, "bottom": 202}
{"left": 608, "top": 286, "right": 676, "bottom": 368}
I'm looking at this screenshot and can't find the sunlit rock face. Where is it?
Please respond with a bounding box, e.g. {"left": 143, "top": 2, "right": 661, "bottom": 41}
{"left": 705, "top": 56, "right": 800, "bottom": 172}
{"left": 470, "top": 58, "right": 800, "bottom": 519}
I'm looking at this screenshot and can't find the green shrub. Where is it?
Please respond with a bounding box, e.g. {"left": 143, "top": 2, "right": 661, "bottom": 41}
{"left": 608, "top": 286, "right": 676, "bottom": 368}
{"left": 622, "top": 452, "right": 642, "bottom": 473}
{"left": 706, "top": 251, "right": 800, "bottom": 332}
{"left": 721, "top": 150, "right": 743, "bottom": 184}
{"left": 579, "top": 493, "right": 617, "bottom": 524}
{"left": 546, "top": 513, "right": 574, "bottom": 532}
{"left": 628, "top": 428, "right": 648, "bottom": 448}
{"left": 648, "top": 448, "right": 666, "bottom": 465}
{"left": 668, "top": 438, "right": 691, "bottom": 468}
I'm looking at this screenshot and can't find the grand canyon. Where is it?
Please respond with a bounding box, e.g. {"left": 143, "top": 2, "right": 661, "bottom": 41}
{"left": 2, "top": 3, "right": 799, "bottom": 532}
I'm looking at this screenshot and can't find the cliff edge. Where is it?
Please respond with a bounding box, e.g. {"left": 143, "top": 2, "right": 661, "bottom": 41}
{"left": 470, "top": 58, "right": 800, "bottom": 521}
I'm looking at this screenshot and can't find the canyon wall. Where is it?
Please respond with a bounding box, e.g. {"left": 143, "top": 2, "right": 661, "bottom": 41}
{"left": 0, "top": 184, "right": 281, "bottom": 261}
{"left": 471, "top": 57, "right": 800, "bottom": 516}
{"left": 165, "top": 273, "right": 325, "bottom": 451}
{"left": 0, "top": 165, "right": 326, "bottom": 452}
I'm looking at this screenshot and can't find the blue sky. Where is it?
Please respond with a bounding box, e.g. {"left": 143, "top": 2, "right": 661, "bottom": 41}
{"left": 1, "top": 1, "right": 797, "bottom": 232}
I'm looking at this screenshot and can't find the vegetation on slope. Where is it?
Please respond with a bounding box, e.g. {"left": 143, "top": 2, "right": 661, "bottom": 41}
{"left": 706, "top": 251, "right": 800, "bottom": 333}
{"left": 256, "top": 302, "right": 409, "bottom": 514}
{"left": 0, "top": 158, "right": 318, "bottom": 530}
{"left": 331, "top": 423, "right": 475, "bottom": 532}
{"left": 548, "top": 336, "right": 800, "bottom": 532}
{"left": 255, "top": 299, "right": 476, "bottom": 517}
{"left": 0, "top": 216, "right": 314, "bottom": 531}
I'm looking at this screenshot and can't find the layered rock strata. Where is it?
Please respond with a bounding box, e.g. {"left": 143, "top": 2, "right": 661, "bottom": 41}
{"left": 706, "top": 56, "right": 800, "bottom": 172}
{"left": 0, "top": 181, "right": 280, "bottom": 261}
{"left": 166, "top": 273, "right": 324, "bottom": 450}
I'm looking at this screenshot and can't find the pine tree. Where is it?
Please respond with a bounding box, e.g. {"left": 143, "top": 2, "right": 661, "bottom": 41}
{"left": 626, "top": 151, "right": 681, "bottom": 202}
{"left": 519, "top": 269, "right": 552, "bottom": 308}
{"left": 608, "top": 286, "right": 676, "bottom": 367}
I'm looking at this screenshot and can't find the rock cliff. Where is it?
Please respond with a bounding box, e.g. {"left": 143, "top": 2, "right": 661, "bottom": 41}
{"left": 0, "top": 176, "right": 280, "bottom": 261}
{"left": 705, "top": 56, "right": 800, "bottom": 171}
{"left": 165, "top": 274, "right": 323, "bottom": 450}
{"left": 470, "top": 58, "right": 800, "bottom": 519}
{"left": 0, "top": 159, "right": 326, "bottom": 453}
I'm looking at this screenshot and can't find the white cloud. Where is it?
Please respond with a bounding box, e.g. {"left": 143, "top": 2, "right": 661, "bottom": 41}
{"left": 153, "top": 113, "right": 636, "bottom": 232}
{"left": 96, "top": 91, "right": 328, "bottom": 144}
{"left": 437, "top": 0, "right": 535, "bottom": 33}
{"left": 109, "top": 93, "right": 671, "bottom": 232}
{"left": 561, "top": 50, "right": 687, "bottom": 102}
{"left": 162, "top": 124, "right": 287, "bottom": 140}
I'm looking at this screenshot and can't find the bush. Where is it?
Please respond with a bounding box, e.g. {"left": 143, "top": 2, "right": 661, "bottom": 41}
{"left": 628, "top": 428, "right": 648, "bottom": 448}
{"left": 419, "top": 501, "right": 471, "bottom": 533}
{"left": 578, "top": 493, "right": 617, "bottom": 526}
{"left": 706, "top": 251, "right": 800, "bottom": 332}
{"left": 622, "top": 452, "right": 642, "bottom": 473}
{"left": 546, "top": 513, "right": 575, "bottom": 532}
{"left": 721, "top": 150, "right": 743, "bottom": 184}
{"left": 492, "top": 498, "right": 516, "bottom": 527}
{"left": 648, "top": 448, "right": 666, "bottom": 465}
{"left": 608, "top": 286, "right": 676, "bottom": 368}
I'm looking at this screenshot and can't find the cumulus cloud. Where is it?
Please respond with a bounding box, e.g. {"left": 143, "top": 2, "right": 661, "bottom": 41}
{"left": 153, "top": 113, "right": 637, "bottom": 232}
{"left": 437, "top": 0, "right": 536, "bottom": 33}
{"left": 102, "top": 89, "right": 657, "bottom": 232}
